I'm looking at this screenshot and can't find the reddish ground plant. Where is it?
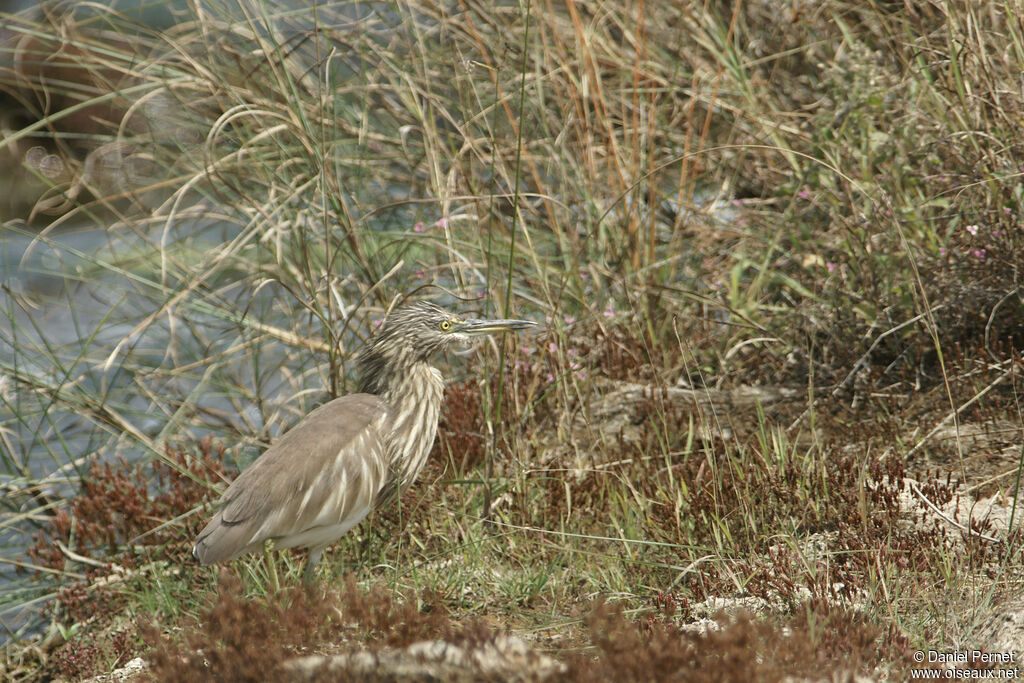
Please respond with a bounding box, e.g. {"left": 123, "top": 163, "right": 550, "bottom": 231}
{"left": 23, "top": 439, "right": 231, "bottom": 680}
{"left": 569, "top": 597, "right": 919, "bottom": 682}
{"left": 143, "top": 573, "right": 494, "bottom": 682}
{"left": 27, "top": 437, "right": 229, "bottom": 573}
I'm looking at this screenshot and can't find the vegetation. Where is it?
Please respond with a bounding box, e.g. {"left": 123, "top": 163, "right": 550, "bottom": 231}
{"left": 0, "top": 0, "right": 1021, "bottom": 680}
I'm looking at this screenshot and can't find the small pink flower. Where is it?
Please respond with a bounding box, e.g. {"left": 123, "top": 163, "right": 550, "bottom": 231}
{"left": 413, "top": 221, "right": 425, "bottom": 233}
{"left": 564, "top": 316, "right": 576, "bottom": 325}
{"left": 939, "top": 247, "right": 948, "bottom": 256}
{"left": 433, "top": 217, "right": 449, "bottom": 229}
{"left": 603, "top": 305, "right": 615, "bottom": 318}
{"left": 971, "top": 248, "right": 987, "bottom": 259}
{"left": 797, "top": 188, "right": 811, "bottom": 200}
{"left": 965, "top": 224, "right": 979, "bottom": 236}
{"left": 826, "top": 262, "right": 837, "bottom": 274}
{"left": 1004, "top": 207, "right": 1013, "bottom": 215}
{"left": 993, "top": 230, "right": 1004, "bottom": 238}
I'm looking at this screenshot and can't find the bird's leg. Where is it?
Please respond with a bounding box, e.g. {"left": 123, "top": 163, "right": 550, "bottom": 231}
{"left": 263, "top": 539, "right": 280, "bottom": 592}
{"left": 303, "top": 547, "right": 323, "bottom": 583}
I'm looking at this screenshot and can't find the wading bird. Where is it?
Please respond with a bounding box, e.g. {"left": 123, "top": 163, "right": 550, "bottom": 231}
{"left": 192, "top": 301, "right": 534, "bottom": 586}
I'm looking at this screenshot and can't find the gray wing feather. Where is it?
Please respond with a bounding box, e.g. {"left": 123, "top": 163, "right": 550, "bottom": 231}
{"left": 192, "top": 394, "right": 390, "bottom": 564}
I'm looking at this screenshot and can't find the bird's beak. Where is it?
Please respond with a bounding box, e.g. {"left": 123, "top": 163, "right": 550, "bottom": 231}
{"left": 454, "top": 317, "right": 537, "bottom": 335}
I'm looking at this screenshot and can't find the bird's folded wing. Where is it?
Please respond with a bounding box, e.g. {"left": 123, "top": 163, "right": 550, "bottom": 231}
{"left": 192, "top": 394, "right": 390, "bottom": 563}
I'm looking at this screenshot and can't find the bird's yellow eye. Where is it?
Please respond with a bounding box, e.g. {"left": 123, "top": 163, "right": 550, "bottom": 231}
{"left": 440, "top": 320, "right": 452, "bottom": 331}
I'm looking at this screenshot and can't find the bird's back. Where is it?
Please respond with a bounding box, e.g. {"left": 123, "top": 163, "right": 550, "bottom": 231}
{"left": 192, "top": 393, "right": 391, "bottom": 564}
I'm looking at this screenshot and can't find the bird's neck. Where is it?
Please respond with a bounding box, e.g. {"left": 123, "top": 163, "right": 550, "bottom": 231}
{"left": 377, "top": 360, "right": 444, "bottom": 414}
{"left": 360, "top": 357, "right": 445, "bottom": 492}
{"left": 356, "top": 346, "right": 438, "bottom": 401}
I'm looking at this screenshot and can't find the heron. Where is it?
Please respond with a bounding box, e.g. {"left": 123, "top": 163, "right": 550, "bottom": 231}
{"left": 192, "top": 301, "right": 535, "bottom": 585}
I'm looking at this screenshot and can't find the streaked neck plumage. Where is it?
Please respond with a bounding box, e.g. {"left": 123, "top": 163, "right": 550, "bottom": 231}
{"left": 356, "top": 338, "right": 445, "bottom": 497}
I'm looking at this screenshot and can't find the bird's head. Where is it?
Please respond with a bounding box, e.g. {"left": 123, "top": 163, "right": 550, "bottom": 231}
{"left": 356, "top": 301, "right": 535, "bottom": 392}
{"left": 376, "top": 301, "right": 534, "bottom": 355}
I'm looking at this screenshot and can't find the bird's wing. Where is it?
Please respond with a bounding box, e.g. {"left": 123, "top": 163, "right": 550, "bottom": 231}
{"left": 192, "top": 394, "right": 391, "bottom": 564}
